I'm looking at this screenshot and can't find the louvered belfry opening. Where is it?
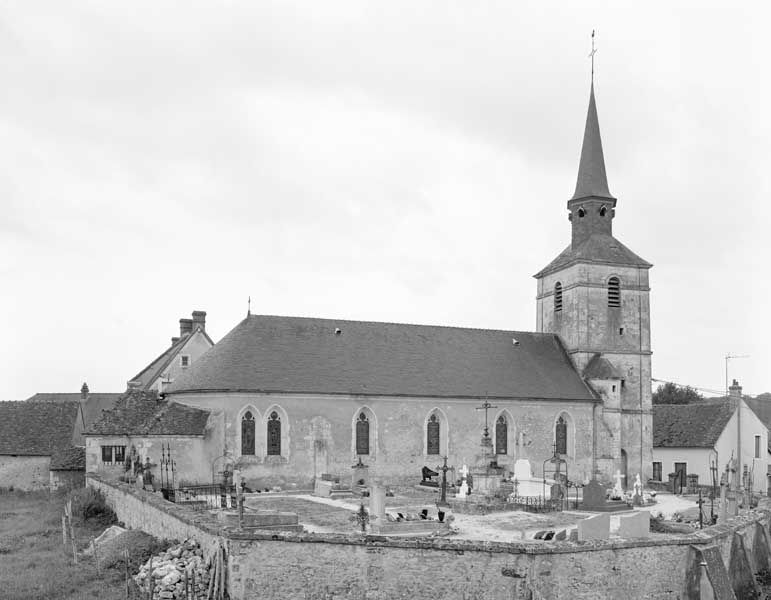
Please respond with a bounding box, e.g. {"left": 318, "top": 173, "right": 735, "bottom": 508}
{"left": 607, "top": 276, "right": 620, "bottom": 307}
{"left": 554, "top": 282, "right": 563, "bottom": 312}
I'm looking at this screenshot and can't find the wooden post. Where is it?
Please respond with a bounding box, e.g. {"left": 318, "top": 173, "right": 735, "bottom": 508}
{"left": 92, "top": 537, "right": 100, "bottom": 577}
{"left": 124, "top": 549, "right": 130, "bottom": 599}
{"left": 62, "top": 515, "right": 68, "bottom": 547}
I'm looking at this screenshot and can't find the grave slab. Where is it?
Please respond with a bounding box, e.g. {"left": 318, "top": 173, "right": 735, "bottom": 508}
{"left": 577, "top": 513, "right": 610, "bottom": 541}
{"left": 618, "top": 511, "right": 650, "bottom": 539}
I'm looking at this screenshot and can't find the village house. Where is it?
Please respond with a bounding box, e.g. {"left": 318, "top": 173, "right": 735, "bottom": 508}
{"left": 128, "top": 310, "right": 214, "bottom": 394}
{"left": 652, "top": 380, "right": 768, "bottom": 494}
{"left": 0, "top": 400, "right": 85, "bottom": 490}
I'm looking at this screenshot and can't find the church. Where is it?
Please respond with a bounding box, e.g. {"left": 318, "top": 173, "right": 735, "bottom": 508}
{"left": 90, "top": 82, "right": 653, "bottom": 490}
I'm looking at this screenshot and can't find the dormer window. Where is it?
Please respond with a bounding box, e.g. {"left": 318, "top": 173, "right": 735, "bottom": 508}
{"left": 607, "top": 277, "right": 620, "bottom": 307}
{"left": 554, "top": 282, "right": 563, "bottom": 312}
{"left": 180, "top": 355, "right": 190, "bottom": 368}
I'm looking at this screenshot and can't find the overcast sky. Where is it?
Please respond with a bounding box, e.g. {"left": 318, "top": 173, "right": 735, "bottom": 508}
{"left": 3, "top": 2, "right": 769, "bottom": 400}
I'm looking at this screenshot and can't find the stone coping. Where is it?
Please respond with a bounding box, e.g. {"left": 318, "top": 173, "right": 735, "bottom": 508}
{"left": 87, "top": 475, "right": 771, "bottom": 556}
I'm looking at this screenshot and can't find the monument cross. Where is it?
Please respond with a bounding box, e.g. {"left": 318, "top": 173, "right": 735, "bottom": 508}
{"left": 475, "top": 397, "right": 498, "bottom": 439}
{"left": 436, "top": 456, "right": 451, "bottom": 508}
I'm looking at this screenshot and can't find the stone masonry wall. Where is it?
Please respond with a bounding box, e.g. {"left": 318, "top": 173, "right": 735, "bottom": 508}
{"left": 171, "top": 391, "right": 597, "bottom": 489}
{"left": 89, "top": 475, "right": 771, "bottom": 600}
{"left": 0, "top": 455, "right": 51, "bottom": 490}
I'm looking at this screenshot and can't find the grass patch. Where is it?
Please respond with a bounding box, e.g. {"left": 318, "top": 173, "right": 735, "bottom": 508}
{"left": 0, "top": 488, "right": 134, "bottom": 600}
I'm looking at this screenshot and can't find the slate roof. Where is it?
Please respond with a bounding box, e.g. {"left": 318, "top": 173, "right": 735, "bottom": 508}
{"left": 50, "top": 446, "right": 86, "bottom": 471}
{"left": 653, "top": 403, "right": 734, "bottom": 448}
{"left": 534, "top": 233, "right": 652, "bottom": 278}
{"left": 86, "top": 389, "right": 209, "bottom": 436}
{"left": 572, "top": 84, "right": 614, "bottom": 201}
{"left": 27, "top": 392, "right": 122, "bottom": 430}
{"left": 0, "top": 401, "right": 80, "bottom": 456}
{"left": 165, "top": 315, "right": 596, "bottom": 401}
{"left": 583, "top": 354, "right": 624, "bottom": 380}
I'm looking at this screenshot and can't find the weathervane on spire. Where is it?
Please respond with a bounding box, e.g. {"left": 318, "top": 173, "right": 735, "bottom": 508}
{"left": 247, "top": 295, "right": 251, "bottom": 316}
{"left": 589, "top": 30, "right": 597, "bottom": 84}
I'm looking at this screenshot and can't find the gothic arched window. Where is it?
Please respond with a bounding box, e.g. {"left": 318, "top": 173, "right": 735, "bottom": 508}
{"left": 267, "top": 411, "right": 281, "bottom": 456}
{"left": 495, "top": 415, "right": 508, "bottom": 455}
{"left": 554, "top": 282, "right": 563, "bottom": 312}
{"left": 427, "top": 414, "right": 440, "bottom": 455}
{"left": 555, "top": 416, "right": 567, "bottom": 455}
{"left": 356, "top": 412, "right": 370, "bottom": 455}
{"left": 241, "top": 411, "right": 255, "bottom": 456}
{"left": 608, "top": 277, "right": 620, "bottom": 307}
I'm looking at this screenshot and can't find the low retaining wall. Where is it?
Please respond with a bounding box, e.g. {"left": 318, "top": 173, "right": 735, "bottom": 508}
{"left": 87, "top": 475, "right": 771, "bottom": 599}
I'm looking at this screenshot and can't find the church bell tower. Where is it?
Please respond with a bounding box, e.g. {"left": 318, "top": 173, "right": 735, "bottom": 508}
{"left": 534, "top": 82, "right": 653, "bottom": 482}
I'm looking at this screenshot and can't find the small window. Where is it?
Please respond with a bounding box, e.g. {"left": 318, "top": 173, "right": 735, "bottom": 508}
{"left": 101, "top": 445, "right": 126, "bottom": 464}
{"left": 577, "top": 207, "right": 586, "bottom": 218}
{"left": 652, "top": 462, "right": 662, "bottom": 482}
{"left": 427, "top": 414, "right": 440, "bottom": 455}
{"left": 554, "top": 282, "right": 563, "bottom": 312}
{"left": 608, "top": 277, "right": 621, "bottom": 307}
{"left": 555, "top": 416, "right": 567, "bottom": 455}
{"left": 621, "top": 379, "right": 626, "bottom": 389}
{"left": 180, "top": 355, "right": 190, "bottom": 368}
{"left": 599, "top": 206, "right": 607, "bottom": 216}
{"left": 356, "top": 413, "right": 370, "bottom": 455}
{"left": 241, "top": 411, "right": 255, "bottom": 456}
{"left": 612, "top": 385, "right": 616, "bottom": 392}
{"left": 756, "top": 435, "right": 761, "bottom": 459}
{"left": 267, "top": 411, "right": 281, "bottom": 456}
{"left": 495, "top": 415, "right": 508, "bottom": 455}
{"left": 619, "top": 327, "right": 624, "bottom": 335}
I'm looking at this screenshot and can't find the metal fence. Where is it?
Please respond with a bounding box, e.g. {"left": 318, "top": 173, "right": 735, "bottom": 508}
{"left": 505, "top": 495, "right": 562, "bottom": 513}
{"left": 161, "top": 484, "right": 238, "bottom": 510}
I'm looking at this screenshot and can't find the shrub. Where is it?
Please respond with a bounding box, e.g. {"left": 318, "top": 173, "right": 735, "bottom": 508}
{"left": 69, "top": 487, "right": 117, "bottom": 525}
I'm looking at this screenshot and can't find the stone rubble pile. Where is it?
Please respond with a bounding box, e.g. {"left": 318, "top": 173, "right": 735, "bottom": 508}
{"left": 134, "top": 538, "right": 211, "bottom": 599}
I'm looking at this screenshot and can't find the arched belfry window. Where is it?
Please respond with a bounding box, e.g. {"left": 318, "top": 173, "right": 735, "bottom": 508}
{"left": 599, "top": 205, "right": 607, "bottom": 217}
{"left": 555, "top": 416, "right": 567, "bottom": 455}
{"left": 608, "top": 276, "right": 621, "bottom": 307}
{"left": 241, "top": 411, "right": 255, "bottom": 456}
{"left": 267, "top": 411, "right": 281, "bottom": 456}
{"left": 495, "top": 415, "right": 508, "bottom": 455}
{"left": 356, "top": 412, "right": 370, "bottom": 455}
{"left": 427, "top": 414, "right": 440, "bottom": 455}
{"left": 554, "top": 282, "right": 563, "bottom": 312}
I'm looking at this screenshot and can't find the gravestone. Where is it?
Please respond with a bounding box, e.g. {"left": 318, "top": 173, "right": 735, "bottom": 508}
{"left": 513, "top": 459, "right": 532, "bottom": 480}
{"left": 618, "top": 511, "right": 650, "bottom": 539}
{"left": 369, "top": 485, "right": 386, "bottom": 524}
{"left": 577, "top": 513, "right": 610, "bottom": 541}
{"left": 581, "top": 479, "right": 607, "bottom": 510}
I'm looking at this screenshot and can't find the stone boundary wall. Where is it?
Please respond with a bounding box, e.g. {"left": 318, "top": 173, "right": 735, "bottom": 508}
{"left": 87, "top": 475, "right": 222, "bottom": 549}
{"left": 87, "top": 476, "right": 771, "bottom": 599}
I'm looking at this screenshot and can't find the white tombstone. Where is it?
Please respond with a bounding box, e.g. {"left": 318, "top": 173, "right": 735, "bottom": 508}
{"left": 513, "top": 459, "right": 533, "bottom": 481}
{"left": 633, "top": 473, "right": 642, "bottom": 496}
{"left": 612, "top": 470, "right": 625, "bottom": 499}
{"left": 459, "top": 464, "right": 469, "bottom": 480}
{"left": 369, "top": 485, "right": 386, "bottom": 521}
{"left": 456, "top": 480, "right": 469, "bottom": 499}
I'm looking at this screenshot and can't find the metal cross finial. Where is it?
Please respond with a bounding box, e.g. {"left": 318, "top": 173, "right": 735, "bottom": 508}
{"left": 247, "top": 295, "right": 251, "bottom": 316}
{"left": 589, "top": 30, "right": 597, "bottom": 83}
{"left": 475, "top": 396, "right": 498, "bottom": 439}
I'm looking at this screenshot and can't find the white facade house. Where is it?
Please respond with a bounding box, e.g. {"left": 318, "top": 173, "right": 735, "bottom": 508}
{"left": 652, "top": 381, "right": 768, "bottom": 493}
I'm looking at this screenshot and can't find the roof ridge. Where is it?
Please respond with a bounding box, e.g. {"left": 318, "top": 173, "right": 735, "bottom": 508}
{"left": 245, "top": 314, "right": 555, "bottom": 337}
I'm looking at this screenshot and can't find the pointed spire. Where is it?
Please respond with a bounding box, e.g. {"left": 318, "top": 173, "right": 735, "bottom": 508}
{"left": 571, "top": 84, "right": 613, "bottom": 201}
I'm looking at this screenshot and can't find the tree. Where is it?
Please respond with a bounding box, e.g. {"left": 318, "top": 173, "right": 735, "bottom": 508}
{"left": 652, "top": 382, "right": 704, "bottom": 404}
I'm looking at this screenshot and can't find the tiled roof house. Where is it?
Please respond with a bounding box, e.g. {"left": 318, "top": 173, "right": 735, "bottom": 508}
{"left": 0, "top": 401, "right": 83, "bottom": 490}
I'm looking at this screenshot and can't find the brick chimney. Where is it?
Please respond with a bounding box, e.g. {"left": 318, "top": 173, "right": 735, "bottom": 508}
{"left": 80, "top": 382, "right": 89, "bottom": 400}
{"left": 729, "top": 379, "right": 742, "bottom": 403}
{"left": 179, "top": 318, "right": 193, "bottom": 337}
{"left": 192, "top": 310, "right": 206, "bottom": 332}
